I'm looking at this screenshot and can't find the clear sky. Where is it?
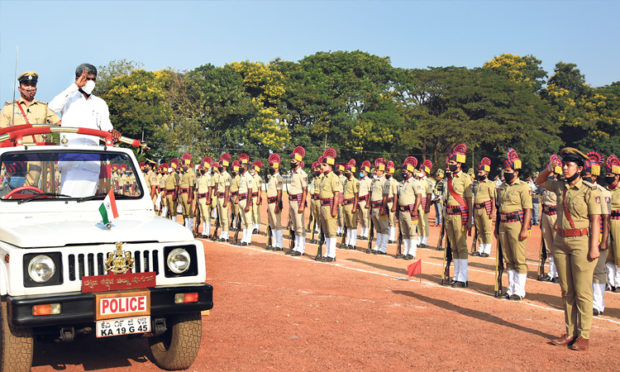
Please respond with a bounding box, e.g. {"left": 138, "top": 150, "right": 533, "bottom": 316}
{"left": 0, "top": 0, "right": 618, "bottom": 102}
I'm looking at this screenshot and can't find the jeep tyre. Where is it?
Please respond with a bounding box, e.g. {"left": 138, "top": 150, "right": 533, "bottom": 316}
{"left": 0, "top": 301, "right": 33, "bottom": 371}
{"left": 148, "top": 311, "right": 202, "bottom": 370}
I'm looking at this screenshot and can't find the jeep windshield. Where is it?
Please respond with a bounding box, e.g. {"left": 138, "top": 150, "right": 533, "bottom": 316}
{"left": 0, "top": 150, "right": 143, "bottom": 201}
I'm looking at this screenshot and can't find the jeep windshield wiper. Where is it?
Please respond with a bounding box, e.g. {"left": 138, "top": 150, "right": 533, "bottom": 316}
{"left": 76, "top": 192, "right": 123, "bottom": 203}
{"left": 17, "top": 193, "right": 72, "bottom": 204}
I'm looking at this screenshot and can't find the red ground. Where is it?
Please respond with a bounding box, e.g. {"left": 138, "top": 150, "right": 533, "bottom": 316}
{"left": 32, "top": 197, "right": 619, "bottom": 371}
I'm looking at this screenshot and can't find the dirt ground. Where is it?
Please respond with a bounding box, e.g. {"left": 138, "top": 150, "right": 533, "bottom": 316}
{"left": 32, "top": 196, "right": 620, "bottom": 371}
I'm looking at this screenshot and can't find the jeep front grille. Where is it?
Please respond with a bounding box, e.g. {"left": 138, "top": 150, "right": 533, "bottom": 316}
{"left": 67, "top": 250, "right": 160, "bottom": 281}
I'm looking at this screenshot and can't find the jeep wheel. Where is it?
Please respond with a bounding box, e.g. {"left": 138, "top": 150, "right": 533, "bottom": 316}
{"left": 148, "top": 311, "right": 202, "bottom": 370}
{"left": 0, "top": 301, "right": 33, "bottom": 371}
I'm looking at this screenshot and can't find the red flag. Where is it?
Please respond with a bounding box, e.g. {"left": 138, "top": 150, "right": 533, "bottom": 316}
{"left": 407, "top": 259, "right": 422, "bottom": 277}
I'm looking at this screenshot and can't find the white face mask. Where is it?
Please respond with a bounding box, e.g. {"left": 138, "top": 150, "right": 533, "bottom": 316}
{"left": 82, "top": 80, "right": 96, "bottom": 95}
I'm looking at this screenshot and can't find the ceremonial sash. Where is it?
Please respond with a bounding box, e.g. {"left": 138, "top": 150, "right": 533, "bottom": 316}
{"left": 448, "top": 177, "right": 469, "bottom": 227}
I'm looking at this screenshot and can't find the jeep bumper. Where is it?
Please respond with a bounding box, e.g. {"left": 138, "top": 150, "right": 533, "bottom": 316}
{"left": 7, "top": 283, "right": 213, "bottom": 327}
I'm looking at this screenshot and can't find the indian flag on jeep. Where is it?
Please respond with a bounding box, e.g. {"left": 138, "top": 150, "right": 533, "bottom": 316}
{"left": 99, "top": 188, "right": 119, "bottom": 225}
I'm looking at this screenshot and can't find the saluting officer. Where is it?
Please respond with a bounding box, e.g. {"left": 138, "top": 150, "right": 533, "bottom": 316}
{"left": 417, "top": 160, "right": 434, "bottom": 247}
{"left": 251, "top": 161, "right": 264, "bottom": 234}
{"left": 583, "top": 152, "right": 610, "bottom": 316}
{"left": 537, "top": 148, "right": 602, "bottom": 351}
{"left": 604, "top": 155, "right": 620, "bottom": 292}
{"left": 289, "top": 147, "right": 308, "bottom": 255}
{"left": 164, "top": 158, "right": 180, "bottom": 220}
{"left": 368, "top": 158, "right": 390, "bottom": 254}
{"left": 398, "top": 157, "right": 424, "bottom": 259}
{"left": 318, "top": 148, "right": 341, "bottom": 262}
{"left": 216, "top": 153, "right": 232, "bottom": 242}
{"left": 179, "top": 153, "right": 196, "bottom": 231}
{"left": 357, "top": 160, "right": 372, "bottom": 240}
{"left": 496, "top": 149, "right": 532, "bottom": 300}
{"left": 238, "top": 154, "right": 254, "bottom": 245}
{"left": 342, "top": 159, "right": 359, "bottom": 249}
{"left": 266, "top": 154, "right": 284, "bottom": 251}
{"left": 196, "top": 157, "right": 213, "bottom": 238}
{"left": 472, "top": 157, "right": 496, "bottom": 257}
{"left": 540, "top": 156, "right": 562, "bottom": 282}
{"left": 386, "top": 161, "right": 399, "bottom": 243}
{"left": 444, "top": 144, "right": 472, "bottom": 287}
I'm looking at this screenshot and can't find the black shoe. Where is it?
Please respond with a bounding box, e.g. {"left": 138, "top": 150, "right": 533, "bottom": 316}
{"left": 504, "top": 293, "right": 511, "bottom": 300}
{"left": 291, "top": 251, "right": 301, "bottom": 256}
{"left": 314, "top": 255, "right": 323, "bottom": 261}
{"left": 371, "top": 250, "right": 379, "bottom": 254}
{"left": 406, "top": 254, "right": 414, "bottom": 260}
{"left": 550, "top": 277, "right": 559, "bottom": 283}
{"left": 365, "top": 249, "right": 371, "bottom": 254}
{"left": 389, "top": 240, "right": 395, "bottom": 244}
{"left": 593, "top": 308, "right": 603, "bottom": 316}
{"left": 451, "top": 281, "right": 466, "bottom": 288}
{"left": 242, "top": 242, "right": 249, "bottom": 246}
{"left": 510, "top": 294, "right": 523, "bottom": 301}
{"left": 359, "top": 236, "right": 367, "bottom": 240}
{"left": 284, "top": 249, "right": 292, "bottom": 254}
{"left": 395, "top": 254, "right": 405, "bottom": 259}
{"left": 323, "top": 257, "right": 334, "bottom": 263}
{"left": 349, "top": 245, "right": 356, "bottom": 250}
{"left": 471, "top": 252, "right": 480, "bottom": 256}
{"left": 253, "top": 228, "right": 258, "bottom": 234}
{"left": 480, "top": 253, "right": 489, "bottom": 258}
{"left": 419, "top": 243, "right": 427, "bottom": 248}
{"left": 275, "top": 247, "right": 284, "bottom": 251}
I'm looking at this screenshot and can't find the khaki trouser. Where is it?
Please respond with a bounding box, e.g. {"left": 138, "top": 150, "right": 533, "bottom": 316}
{"left": 371, "top": 206, "right": 389, "bottom": 234}
{"left": 542, "top": 212, "right": 558, "bottom": 256}
{"left": 217, "top": 197, "right": 229, "bottom": 232}
{"left": 344, "top": 203, "right": 357, "bottom": 229}
{"left": 289, "top": 200, "right": 305, "bottom": 235}
{"left": 593, "top": 247, "right": 609, "bottom": 284}
{"left": 398, "top": 209, "right": 418, "bottom": 239}
{"left": 358, "top": 198, "right": 369, "bottom": 230}
{"left": 553, "top": 235, "right": 597, "bottom": 339}
{"left": 417, "top": 207, "right": 429, "bottom": 237}
{"left": 165, "top": 190, "right": 177, "bottom": 218}
{"left": 239, "top": 198, "right": 253, "bottom": 229}
{"left": 198, "top": 197, "right": 210, "bottom": 222}
{"left": 445, "top": 212, "right": 467, "bottom": 259}
{"left": 499, "top": 221, "right": 528, "bottom": 274}
{"left": 267, "top": 201, "right": 281, "bottom": 230}
{"left": 387, "top": 201, "right": 395, "bottom": 227}
{"left": 311, "top": 199, "right": 321, "bottom": 231}
{"left": 337, "top": 204, "right": 344, "bottom": 229}
{"left": 474, "top": 208, "right": 493, "bottom": 245}
{"left": 252, "top": 195, "right": 260, "bottom": 227}
{"left": 180, "top": 191, "right": 193, "bottom": 218}
{"left": 320, "top": 204, "right": 338, "bottom": 238}
{"left": 609, "top": 220, "right": 620, "bottom": 266}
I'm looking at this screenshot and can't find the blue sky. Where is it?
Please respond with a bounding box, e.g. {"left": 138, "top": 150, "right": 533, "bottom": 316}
{"left": 0, "top": 0, "right": 618, "bottom": 102}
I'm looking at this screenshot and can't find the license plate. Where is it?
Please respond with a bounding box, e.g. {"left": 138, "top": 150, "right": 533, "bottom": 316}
{"left": 95, "top": 290, "right": 150, "bottom": 320}
{"left": 96, "top": 315, "right": 151, "bottom": 338}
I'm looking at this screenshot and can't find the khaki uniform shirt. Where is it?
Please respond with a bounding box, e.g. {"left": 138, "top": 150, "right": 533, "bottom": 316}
{"left": 343, "top": 176, "right": 359, "bottom": 199}
{"left": 0, "top": 99, "right": 61, "bottom": 143}
{"left": 267, "top": 173, "right": 283, "bottom": 197}
{"left": 165, "top": 171, "right": 179, "bottom": 190}
{"left": 319, "top": 171, "right": 340, "bottom": 199}
{"left": 446, "top": 171, "right": 473, "bottom": 207}
{"left": 289, "top": 167, "right": 308, "bottom": 194}
{"left": 388, "top": 177, "right": 398, "bottom": 198}
{"left": 179, "top": 169, "right": 193, "bottom": 188}
{"left": 596, "top": 184, "right": 610, "bottom": 216}
{"left": 239, "top": 172, "right": 253, "bottom": 194}
{"left": 370, "top": 176, "right": 389, "bottom": 202}
{"left": 217, "top": 171, "right": 231, "bottom": 193}
{"left": 498, "top": 179, "right": 532, "bottom": 213}
{"left": 308, "top": 178, "right": 315, "bottom": 195}
{"left": 159, "top": 173, "right": 167, "bottom": 189}
{"left": 359, "top": 177, "right": 371, "bottom": 198}
{"left": 610, "top": 186, "right": 620, "bottom": 211}
{"left": 398, "top": 177, "right": 423, "bottom": 206}
{"left": 544, "top": 179, "right": 601, "bottom": 229}
{"left": 474, "top": 179, "right": 496, "bottom": 203}
{"left": 197, "top": 173, "right": 211, "bottom": 194}
{"left": 230, "top": 174, "right": 240, "bottom": 194}
{"left": 252, "top": 173, "right": 263, "bottom": 194}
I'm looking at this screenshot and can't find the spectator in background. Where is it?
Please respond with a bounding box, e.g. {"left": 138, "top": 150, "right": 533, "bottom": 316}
{"left": 528, "top": 174, "right": 542, "bottom": 225}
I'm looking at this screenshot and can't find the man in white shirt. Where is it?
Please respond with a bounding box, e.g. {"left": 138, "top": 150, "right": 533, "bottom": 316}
{"left": 49, "top": 63, "right": 120, "bottom": 197}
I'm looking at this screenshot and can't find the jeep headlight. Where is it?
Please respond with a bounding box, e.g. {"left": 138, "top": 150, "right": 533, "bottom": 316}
{"left": 28, "top": 255, "right": 56, "bottom": 283}
{"left": 167, "top": 248, "right": 191, "bottom": 274}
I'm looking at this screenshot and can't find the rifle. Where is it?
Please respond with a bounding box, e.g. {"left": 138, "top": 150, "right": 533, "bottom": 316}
{"left": 396, "top": 209, "right": 403, "bottom": 258}
{"left": 537, "top": 235, "right": 547, "bottom": 280}
{"left": 366, "top": 209, "right": 374, "bottom": 253}
{"left": 267, "top": 224, "right": 273, "bottom": 249}
{"left": 315, "top": 230, "right": 325, "bottom": 260}
{"left": 310, "top": 215, "right": 317, "bottom": 243}
{"left": 469, "top": 179, "right": 478, "bottom": 254}
{"left": 288, "top": 219, "right": 296, "bottom": 253}
{"left": 210, "top": 209, "right": 220, "bottom": 241}
{"left": 436, "top": 209, "right": 445, "bottom": 251}
{"left": 493, "top": 208, "right": 504, "bottom": 297}
{"left": 340, "top": 225, "right": 348, "bottom": 248}
{"left": 233, "top": 212, "right": 242, "bottom": 245}
{"left": 470, "top": 226, "right": 478, "bottom": 254}
{"left": 193, "top": 197, "right": 201, "bottom": 237}
{"left": 440, "top": 235, "right": 453, "bottom": 285}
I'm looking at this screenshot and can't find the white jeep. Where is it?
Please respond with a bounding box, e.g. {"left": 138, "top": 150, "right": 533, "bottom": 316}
{"left": 0, "top": 125, "right": 213, "bottom": 371}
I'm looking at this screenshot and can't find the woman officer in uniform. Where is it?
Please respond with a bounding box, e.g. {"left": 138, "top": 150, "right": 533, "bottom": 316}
{"left": 535, "top": 147, "right": 601, "bottom": 351}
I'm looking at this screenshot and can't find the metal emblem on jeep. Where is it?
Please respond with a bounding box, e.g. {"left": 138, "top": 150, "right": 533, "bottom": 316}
{"left": 105, "top": 242, "right": 134, "bottom": 274}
